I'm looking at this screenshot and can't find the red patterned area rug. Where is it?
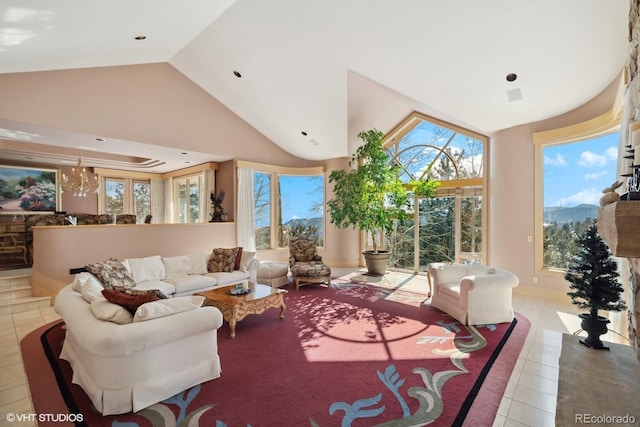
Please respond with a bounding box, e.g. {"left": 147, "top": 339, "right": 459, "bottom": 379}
{"left": 22, "top": 283, "right": 529, "bottom": 427}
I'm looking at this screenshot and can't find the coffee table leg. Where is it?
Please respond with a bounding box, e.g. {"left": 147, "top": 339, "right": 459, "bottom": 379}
{"left": 279, "top": 296, "right": 286, "bottom": 319}
{"left": 229, "top": 317, "right": 237, "bottom": 339}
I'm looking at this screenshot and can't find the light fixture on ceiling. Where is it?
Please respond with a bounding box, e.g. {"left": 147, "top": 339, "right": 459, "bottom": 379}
{"left": 60, "top": 158, "right": 101, "bottom": 197}
{"left": 506, "top": 73, "right": 518, "bottom": 82}
{"left": 233, "top": 70, "right": 242, "bottom": 78}
{"left": 134, "top": 35, "right": 147, "bottom": 40}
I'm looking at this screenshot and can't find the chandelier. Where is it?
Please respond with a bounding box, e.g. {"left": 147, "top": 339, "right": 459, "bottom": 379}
{"left": 61, "top": 158, "right": 101, "bottom": 197}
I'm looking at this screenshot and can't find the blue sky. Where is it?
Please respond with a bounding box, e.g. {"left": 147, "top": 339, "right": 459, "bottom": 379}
{"left": 279, "top": 175, "right": 323, "bottom": 222}
{"left": 543, "top": 132, "right": 620, "bottom": 207}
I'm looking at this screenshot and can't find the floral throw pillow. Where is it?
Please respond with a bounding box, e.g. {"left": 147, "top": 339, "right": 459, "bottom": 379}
{"left": 208, "top": 247, "right": 240, "bottom": 273}
{"left": 85, "top": 258, "right": 136, "bottom": 289}
{"left": 101, "top": 287, "right": 167, "bottom": 315}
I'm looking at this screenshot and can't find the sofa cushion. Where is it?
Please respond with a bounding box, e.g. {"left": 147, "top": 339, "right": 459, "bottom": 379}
{"left": 72, "top": 272, "right": 103, "bottom": 292}
{"left": 438, "top": 282, "right": 461, "bottom": 299}
{"left": 90, "top": 298, "right": 134, "bottom": 324}
{"left": 133, "top": 296, "right": 205, "bottom": 322}
{"left": 79, "top": 280, "right": 105, "bottom": 303}
{"left": 72, "top": 272, "right": 105, "bottom": 303}
{"left": 126, "top": 255, "right": 166, "bottom": 283}
{"left": 85, "top": 258, "right": 136, "bottom": 289}
{"left": 162, "top": 255, "right": 192, "bottom": 278}
{"left": 164, "top": 275, "right": 217, "bottom": 295}
{"left": 189, "top": 253, "right": 209, "bottom": 275}
{"left": 208, "top": 248, "right": 239, "bottom": 273}
{"left": 101, "top": 287, "right": 167, "bottom": 314}
{"left": 205, "top": 270, "right": 249, "bottom": 287}
{"left": 133, "top": 280, "right": 176, "bottom": 297}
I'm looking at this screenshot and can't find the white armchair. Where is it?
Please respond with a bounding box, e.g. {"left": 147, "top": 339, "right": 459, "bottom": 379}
{"left": 429, "top": 263, "right": 519, "bottom": 325}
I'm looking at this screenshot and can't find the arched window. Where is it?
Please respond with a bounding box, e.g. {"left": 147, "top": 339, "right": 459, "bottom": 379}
{"left": 382, "top": 112, "right": 488, "bottom": 272}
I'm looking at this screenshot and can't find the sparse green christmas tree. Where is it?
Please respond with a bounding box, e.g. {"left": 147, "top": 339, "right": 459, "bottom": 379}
{"left": 565, "top": 223, "right": 626, "bottom": 318}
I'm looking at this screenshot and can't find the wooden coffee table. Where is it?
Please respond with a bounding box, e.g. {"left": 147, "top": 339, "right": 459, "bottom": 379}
{"left": 196, "top": 283, "right": 287, "bottom": 338}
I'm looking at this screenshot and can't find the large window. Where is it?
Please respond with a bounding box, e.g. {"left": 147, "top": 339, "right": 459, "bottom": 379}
{"left": 541, "top": 132, "right": 618, "bottom": 270}
{"left": 103, "top": 177, "right": 151, "bottom": 223}
{"left": 383, "top": 112, "right": 487, "bottom": 272}
{"left": 253, "top": 167, "right": 325, "bottom": 250}
{"left": 174, "top": 174, "right": 203, "bottom": 223}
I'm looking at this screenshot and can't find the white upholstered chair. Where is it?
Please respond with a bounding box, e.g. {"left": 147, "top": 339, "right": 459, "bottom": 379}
{"left": 429, "top": 263, "right": 519, "bottom": 325}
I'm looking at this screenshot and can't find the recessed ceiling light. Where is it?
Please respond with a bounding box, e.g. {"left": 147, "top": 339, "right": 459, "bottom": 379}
{"left": 181, "top": 152, "right": 188, "bottom": 155}
{"left": 95, "top": 138, "right": 105, "bottom": 142}
{"left": 506, "top": 73, "right": 518, "bottom": 82}
{"left": 233, "top": 70, "right": 242, "bottom": 78}
{"left": 301, "top": 131, "right": 308, "bottom": 136}
{"left": 134, "top": 35, "right": 146, "bottom": 40}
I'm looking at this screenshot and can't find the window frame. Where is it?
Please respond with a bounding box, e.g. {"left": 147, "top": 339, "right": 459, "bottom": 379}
{"left": 97, "top": 170, "right": 153, "bottom": 222}
{"left": 238, "top": 161, "right": 325, "bottom": 252}
{"left": 382, "top": 111, "right": 488, "bottom": 269}
{"left": 173, "top": 173, "right": 205, "bottom": 223}
{"left": 533, "top": 82, "right": 623, "bottom": 276}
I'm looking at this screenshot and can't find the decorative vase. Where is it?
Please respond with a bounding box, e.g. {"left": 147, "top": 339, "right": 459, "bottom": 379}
{"left": 362, "top": 250, "right": 391, "bottom": 276}
{"left": 578, "top": 313, "right": 610, "bottom": 350}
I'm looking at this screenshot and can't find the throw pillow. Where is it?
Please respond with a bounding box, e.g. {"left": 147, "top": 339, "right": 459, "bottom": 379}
{"left": 234, "top": 247, "right": 243, "bottom": 270}
{"left": 101, "top": 287, "right": 167, "bottom": 314}
{"left": 85, "top": 258, "right": 136, "bottom": 289}
{"left": 133, "top": 296, "right": 205, "bottom": 322}
{"left": 208, "top": 247, "right": 240, "bottom": 273}
{"left": 90, "top": 298, "right": 134, "bottom": 324}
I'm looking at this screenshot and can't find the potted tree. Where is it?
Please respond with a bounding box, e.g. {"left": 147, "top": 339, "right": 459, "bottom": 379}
{"left": 328, "top": 128, "right": 438, "bottom": 275}
{"left": 565, "top": 223, "right": 627, "bottom": 349}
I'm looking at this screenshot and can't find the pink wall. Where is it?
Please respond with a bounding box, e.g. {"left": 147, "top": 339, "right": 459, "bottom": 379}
{"left": 31, "top": 222, "right": 237, "bottom": 299}
{"left": 490, "top": 74, "right": 621, "bottom": 291}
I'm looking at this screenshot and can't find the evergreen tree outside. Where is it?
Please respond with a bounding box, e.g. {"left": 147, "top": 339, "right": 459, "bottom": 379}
{"left": 565, "top": 223, "right": 626, "bottom": 318}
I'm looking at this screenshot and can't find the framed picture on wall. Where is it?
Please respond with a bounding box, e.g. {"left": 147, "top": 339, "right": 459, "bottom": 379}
{"left": 0, "top": 165, "right": 60, "bottom": 214}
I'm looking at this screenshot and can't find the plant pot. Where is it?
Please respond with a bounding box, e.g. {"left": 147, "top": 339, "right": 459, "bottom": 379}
{"left": 578, "top": 313, "right": 610, "bottom": 350}
{"left": 363, "top": 250, "right": 391, "bottom": 276}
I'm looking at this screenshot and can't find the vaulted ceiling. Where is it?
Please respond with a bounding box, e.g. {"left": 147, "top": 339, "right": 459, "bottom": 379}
{"left": 0, "top": 0, "right": 630, "bottom": 172}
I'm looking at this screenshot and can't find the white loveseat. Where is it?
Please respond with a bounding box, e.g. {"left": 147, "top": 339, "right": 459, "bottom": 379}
{"left": 429, "top": 263, "right": 519, "bottom": 325}
{"left": 54, "top": 280, "right": 224, "bottom": 415}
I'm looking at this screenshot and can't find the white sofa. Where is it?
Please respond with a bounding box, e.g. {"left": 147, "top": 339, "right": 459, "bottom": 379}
{"left": 54, "top": 282, "right": 224, "bottom": 415}
{"left": 429, "top": 263, "right": 519, "bottom": 325}
{"left": 85, "top": 250, "right": 259, "bottom": 298}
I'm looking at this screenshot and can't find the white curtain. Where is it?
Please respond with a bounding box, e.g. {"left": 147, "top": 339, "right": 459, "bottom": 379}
{"left": 203, "top": 169, "right": 216, "bottom": 222}
{"left": 149, "top": 179, "right": 164, "bottom": 223}
{"left": 237, "top": 167, "right": 256, "bottom": 251}
{"left": 164, "top": 177, "right": 174, "bottom": 223}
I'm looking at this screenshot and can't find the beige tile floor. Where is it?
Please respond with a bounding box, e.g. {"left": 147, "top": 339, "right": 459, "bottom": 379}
{"left": 0, "top": 269, "right": 631, "bottom": 427}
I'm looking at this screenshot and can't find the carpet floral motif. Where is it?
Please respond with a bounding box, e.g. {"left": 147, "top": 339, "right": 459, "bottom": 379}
{"left": 117, "top": 285, "right": 502, "bottom": 427}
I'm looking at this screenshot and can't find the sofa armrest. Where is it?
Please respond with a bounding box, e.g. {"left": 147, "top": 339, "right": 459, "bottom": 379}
{"left": 245, "top": 257, "right": 260, "bottom": 284}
